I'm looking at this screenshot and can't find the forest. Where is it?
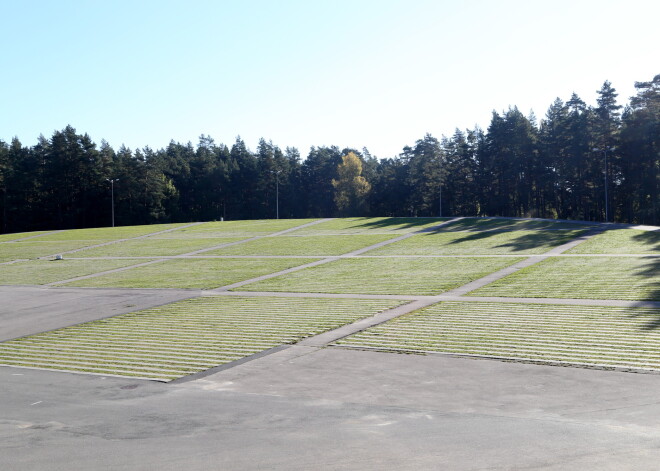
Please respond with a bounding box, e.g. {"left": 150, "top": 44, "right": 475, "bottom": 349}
{"left": 0, "top": 75, "right": 658, "bottom": 233}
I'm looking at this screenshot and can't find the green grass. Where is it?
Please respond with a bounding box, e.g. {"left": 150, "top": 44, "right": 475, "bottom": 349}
{"left": 441, "top": 218, "right": 593, "bottom": 231}
{"left": 157, "top": 219, "right": 318, "bottom": 238}
{"left": 567, "top": 229, "right": 660, "bottom": 254}
{"left": 240, "top": 257, "right": 523, "bottom": 295}
{"left": 0, "top": 240, "right": 115, "bottom": 263}
{"left": 0, "top": 296, "right": 404, "bottom": 381}
{"left": 205, "top": 234, "right": 398, "bottom": 256}
{"left": 63, "top": 257, "right": 320, "bottom": 289}
{"left": 365, "top": 230, "right": 586, "bottom": 255}
{"left": 35, "top": 223, "right": 189, "bottom": 241}
{"left": 288, "top": 217, "right": 449, "bottom": 235}
{"left": 471, "top": 256, "right": 659, "bottom": 301}
{"left": 335, "top": 301, "right": 660, "bottom": 370}
{"left": 0, "top": 259, "right": 153, "bottom": 285}
{"left": 73, "top": 237, "right": 247, "bottom": 257}
{"left": 0, "top": 231, "right": 51, "bottom": 242}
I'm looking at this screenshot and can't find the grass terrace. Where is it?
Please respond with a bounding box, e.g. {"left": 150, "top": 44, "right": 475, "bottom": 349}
{"left": 63, "top": 257, "right": 320, "bottom": 289}
{"left": 0, "top": 296, "right": 405, "bottom": 381}
{"left": 155, "top": 219, "right": 318, "bottom": 238}
{"left": 365, "top": 229, "right": 586, "bottom": 255}
{"left": 0, "top": 240, "right": 115, "bottom": 263}
{"left": 0, "top": 259, "right": 153, "bottom": 285}
{"left": 335, "top": 301, "right": 660, "bottom": 371}
{"left": 33, "top": 223, "right": 189, "bottom": 241}
{"left": 470, "top": 256, "right": 660, "bottom": 301}
{"left": 73, "top": 237, "right": 247, "bottom": 257}
{"left": 440, "top": 218, "right": 594, "bottom": 231}
{"left": 567, "top": 228, "right": 660, "bottom": 254}
{"left": 205, "top": 234, "right": 398, "bottom": 256}
{"left": 240, "top": 256, "right": 523, "bottom": 295}
{"left": 0, "top": 231, "right": 51, "bottom": 242}
{"left": 288, "top": 217, "right": 449, "bottom": 235}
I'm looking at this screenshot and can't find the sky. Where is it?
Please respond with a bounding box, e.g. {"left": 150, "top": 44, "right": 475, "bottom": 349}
{"left": 1, "top": 0, "right": 658, "bottom": 158}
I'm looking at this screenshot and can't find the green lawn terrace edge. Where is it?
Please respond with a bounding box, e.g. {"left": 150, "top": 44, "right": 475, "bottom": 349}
{"left": 154, "top": 218, "right": 319, "bottom": 238}
{"left": 439, "top": 217, "right": 595, "bottom": 232}
{"left": 364, "top": 229, "right": 586, "bottom": 256}
{"left": 63, "top": 257, "right": 320, "bottom": 289}
{"left": 205, "top": 234, "right": 399, "bottom": 256}
{"left": 0, "top": 296, "right": 405, "bottom": 381}
{"left": 566, "top": 228, "right": 660, "bottom": 254}
{"left": 470, "top": 256, "right": 660, "bottom": 301}
{"left": 0, "top": 240, "right": 118, "bottom": 263}
{"left": 73, "top": 237, "right": 248, "bottom": 258}
{"left": 0, "top": 231, "right": 51, "bottom": 242}
{"left": 33, "top": 223, "right": 191, "bottom": 241}
{"left": 240, "top": 256, "right": 524, "bottom": 295}
{"left": 287, "top": 217, "right": 450, "bottom": 235}
{"left": 334, "top": 301, "right": 660, "bottom": 371}
{"left": 0, "top": 258, "right": 155, "bottom": 285}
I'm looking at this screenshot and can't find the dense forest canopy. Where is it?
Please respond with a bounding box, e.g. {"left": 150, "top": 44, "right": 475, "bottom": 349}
{"left": 1, "top": 75, "right": 658, "bottom": 233}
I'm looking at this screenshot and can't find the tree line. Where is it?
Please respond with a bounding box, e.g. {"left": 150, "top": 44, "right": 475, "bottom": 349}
{"left": 0, "top": 75, "right": 658, "bottom": 233}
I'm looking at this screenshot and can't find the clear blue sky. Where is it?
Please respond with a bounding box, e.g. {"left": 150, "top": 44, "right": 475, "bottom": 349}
{"left": 1, "top": 0, "right": 658, "bottom": 158}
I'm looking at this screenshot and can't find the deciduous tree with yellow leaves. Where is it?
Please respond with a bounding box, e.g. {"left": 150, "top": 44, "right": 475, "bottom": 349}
{"left": 332, "top": 152, "right": 371, "bottom": 216}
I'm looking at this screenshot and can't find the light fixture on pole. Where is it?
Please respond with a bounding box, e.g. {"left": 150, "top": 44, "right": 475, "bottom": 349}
{"left": 271, "top": 170, "right": 282, "bottom": 219}
{"left": 106, "top": 178, "right": 119, "bottom": 227}
{"left": 592, "top": 148, "right": 614, "bottom": 222}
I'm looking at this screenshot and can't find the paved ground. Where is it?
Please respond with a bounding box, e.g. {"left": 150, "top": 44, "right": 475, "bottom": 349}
{"left": 3, "top": 346, "right": 660, "bottom": 470}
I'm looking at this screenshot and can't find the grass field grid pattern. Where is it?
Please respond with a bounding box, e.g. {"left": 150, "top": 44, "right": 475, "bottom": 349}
{"left": 73, "top": 237, "right": 247, "bottom": 257}
{"left": 205, "top": 234, "right": 398, "bottom": 256}
{"left": 364, "top": 230, "right": 586, "bottom": 255}
{"left": 440, "top": 218, "right": 593, "bottom": 232}
{"left": 0, "top": 259, "right": 154, "bottom": 285}
{"left": 0, "top": 296, "right": 405, "bottom": 381}
{"left": 33, "top": 223, "right": 189, "bottom": 241}
{"left": 154, "top": 219, "right": 318, "bottom": 238}
{"left": 287, "top": 217, "right": 449, "bottom": 235}
{"left": 0, "top": 240, "right": 117, "bottom": 263}
{"left": 566, "top": 229, "right": 660, "bottom": 254}
{"left": 240, "top": 257, "right": 524, "bottom": 295}
{"left": 470, "top": 256, "right": 659, "bottom": 301}
{"left": 334, "top": 301, "right": 660, "bottom": 371}
{"left": 63, "top": 257, "right": 320, "bottom": 289}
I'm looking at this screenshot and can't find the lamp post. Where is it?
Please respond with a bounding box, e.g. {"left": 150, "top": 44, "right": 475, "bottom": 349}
{"left": 106, "top": 178, "right": 119, "bottom": 227}
{"left": 271, "top": 170, "right": 281, "bottom": 219}
{"left": 592, "top": 148, "right": 614, "bottom": 222}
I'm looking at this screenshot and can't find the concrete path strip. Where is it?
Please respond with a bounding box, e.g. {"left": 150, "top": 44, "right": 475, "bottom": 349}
{"left": 1, "top": 230, "right": 66, "bottom": 242}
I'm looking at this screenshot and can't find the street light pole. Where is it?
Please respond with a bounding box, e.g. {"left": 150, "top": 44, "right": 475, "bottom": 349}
{"left": 271, "top": 170, "right": 281, "bottom": 219}
{"left": 593, "top": 148, "right": 614, "bottom": 222}
{"left": 106, "top": 178, "right": 119, "bottom": 227}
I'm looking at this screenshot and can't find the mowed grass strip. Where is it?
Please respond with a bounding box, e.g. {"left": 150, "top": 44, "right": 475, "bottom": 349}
{"left": 205, "top": 234, "right": 398, "bottom": 256}
{"left": 470, "top": 256, "right": 659, "bottom": 301}
{"left": 155, "top": 219, "right": 317, "bottom": 238}
{"left": 288, "top": 217, "right": 448, "bottom": 235}
{"left": 365, "top": 230, "right": 585, "bottom": 255}
{"left": 0, "top": 240, "right": 115, "bottom": 262}
{"left": 0, "top": 259, "right": 154, "bottom": 285}
{"left": 74, "top": 237, "right": 247, "bottom": 257}
{"left": 335, "top": 301, "right": 660, "bottom": 370}
{"left": 440, "top": 218, "right": 592, "bottom": 231}
{"left": 0, "top": 296, "right": 405, "bottom": 381}
{"left": 34, "top": 223, "right": 189, "bottom": 241}
{"left": 240, "top": 257, "right": 523, "bottom": 295}
{"left": 567, "top": 229, "right": 660, "bottom": 254}
{"left": 63, "top": 257, "right": 320, "bottom": 289}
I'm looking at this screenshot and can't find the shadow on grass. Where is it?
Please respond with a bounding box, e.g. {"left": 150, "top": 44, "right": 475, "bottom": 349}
{"left": 440, "top": 217, "right": 591, "bottom": 232}
{"left": 631, "top": 229, "right": 660, "bottom": 329}
{"left": 442, "top": 228, "right": 586, "bottom": 253}
{"left": 343, "top": 217, "right": 448, "bottom": 231}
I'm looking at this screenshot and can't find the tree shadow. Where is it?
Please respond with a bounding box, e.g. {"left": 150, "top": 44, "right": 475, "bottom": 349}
{"left": 442, "top": 227, "right": 586, "bottom": 253}
{"left": 343, "top": 217, "right": 447, "bottom": 231}
{"left": 440, "top": 217, "right": 592, "bottom": 232}
{"left": 629, "top": 229, "right": 660, "bottom": 329}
